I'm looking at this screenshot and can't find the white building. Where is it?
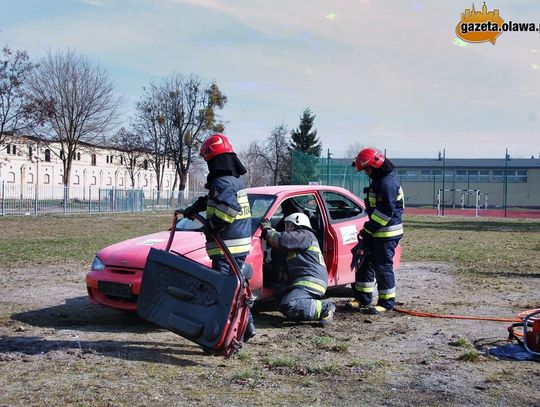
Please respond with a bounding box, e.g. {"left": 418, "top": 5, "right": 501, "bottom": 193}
{"left": 0, "top": 134, "right": 177, "bottom": 198}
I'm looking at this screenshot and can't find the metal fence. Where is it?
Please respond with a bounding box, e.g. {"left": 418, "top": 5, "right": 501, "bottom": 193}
{"left": 0, "top": 182, "right": 205, "bottom": 216}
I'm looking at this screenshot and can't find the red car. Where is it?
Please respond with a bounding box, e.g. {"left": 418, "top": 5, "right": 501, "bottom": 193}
{"left": 86, "top": 185, "right": 401, "bottom": 311}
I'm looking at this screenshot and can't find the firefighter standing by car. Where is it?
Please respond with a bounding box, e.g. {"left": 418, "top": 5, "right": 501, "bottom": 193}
{"left": 347, "top": 148, "right": 404, "bottom": 314}
{"left": 260, "top": 213, "right": 336, "bottom": 326}
{"left": 181, "top": 133, "right": 256, "bottom": 341}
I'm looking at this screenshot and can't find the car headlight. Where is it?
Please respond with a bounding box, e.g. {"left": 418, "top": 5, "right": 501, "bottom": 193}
{"left": 91, "top": 256, "right": 106, "bottom": 271}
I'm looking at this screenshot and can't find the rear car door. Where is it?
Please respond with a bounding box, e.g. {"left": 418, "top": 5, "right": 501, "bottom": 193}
{"left": 137, "top": 244, "right": 250, "bottom": 357}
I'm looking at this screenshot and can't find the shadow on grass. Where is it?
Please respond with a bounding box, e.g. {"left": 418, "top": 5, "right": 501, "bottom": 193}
{"left": 11, "top": 296, "right": 155, "bottom": 333}
{"left": 0, "top": 335, "right": 205, "bottom": 366}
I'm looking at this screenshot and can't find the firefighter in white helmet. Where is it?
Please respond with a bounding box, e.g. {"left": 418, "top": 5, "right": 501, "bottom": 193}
{"left": 260, "top": 212, "right": 335, "bottom": 326}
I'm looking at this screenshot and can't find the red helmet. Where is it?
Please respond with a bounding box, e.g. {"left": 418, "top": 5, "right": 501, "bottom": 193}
{"left": 352, "top": 148, "right": 385, "bottom": 171}
{"left": 200, "top": 133, "right": 234, "bottom": 161}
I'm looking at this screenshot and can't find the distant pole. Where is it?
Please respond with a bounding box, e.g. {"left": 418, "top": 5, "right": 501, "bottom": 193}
{"left": 504, "top": 148, "right": 508, "bottom": 218}
{"left": 326, "top": 148, "right": 332, "bottom": 185}
{"left": 441, "top": 148, "right": 446, "bottom": 216}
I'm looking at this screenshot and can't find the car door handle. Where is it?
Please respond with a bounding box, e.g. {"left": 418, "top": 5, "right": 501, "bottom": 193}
{"left": 166, "top": 286, "right": 195, "bottom": 301}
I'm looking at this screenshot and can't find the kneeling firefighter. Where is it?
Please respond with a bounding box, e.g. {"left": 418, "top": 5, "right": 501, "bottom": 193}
{"left": 260, "top": 213, "right": 335, "bottom": 326}
{"left": 182, "top": 133, "right": 256, "bottom": 341}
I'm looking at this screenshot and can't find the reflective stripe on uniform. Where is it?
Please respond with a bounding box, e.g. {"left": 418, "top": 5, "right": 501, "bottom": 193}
{"left": 372, "top": 223, "right": 403, "bottom": 238}
{"left": 292, "top": 280, "right": 326, "bottom": 295}
{"left": 396, "top": 186, "right": 404, "bottom": 202}
{"left": 236, "top": 192, "right": 251, "bottom": 220}
{"left": 372, "top": 209, "right": 391, "bottom": 226}
{"left": 206, "top": 237, "right": 252, "bottom": 256}
{"left": 378, "top": 287, "right": 396, "bottom": 299}
{"left": 307, "top": 244, "right": 326, "bottom": 266}
{"left": 354, "top": 281, "right": 375, "bottom": 293}
{"left": 206, "top": 205, "right": 236, "bottom": 223}
{"left": 368, "top": 192, "right": 376, "bottom": 206}
{"left": 314, "top": 299, "right": 322, "bottom": 320}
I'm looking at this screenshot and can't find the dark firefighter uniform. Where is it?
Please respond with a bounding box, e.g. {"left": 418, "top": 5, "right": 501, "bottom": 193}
{"left": 354, "top": 173, "right": 404, "bottom": 310}
{"left": 187, "top": 175, "right": 252, "bottom": 268}
{"left": 265, "top": 228, "right": 332, "bottom": 322}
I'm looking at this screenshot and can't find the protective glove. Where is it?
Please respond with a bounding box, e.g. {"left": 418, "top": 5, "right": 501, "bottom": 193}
{"left": 358, "top": 228, "right": 372, "bottom": 242}
{"left": 350, "top": 240, "right": 367, "bottom": 270}
{"left": 260, "top": 218, "right": 273, "bottom": 238}
{"left": 182, "top": 205, "right": 197, "bottom": 220}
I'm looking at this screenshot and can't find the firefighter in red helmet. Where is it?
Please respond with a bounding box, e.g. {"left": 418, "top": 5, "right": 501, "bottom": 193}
{"left": 182, "top": 133, "right": 256, "bottom": 341}
{"left": 347, "top": 148, "right": 404, "bottom": 314}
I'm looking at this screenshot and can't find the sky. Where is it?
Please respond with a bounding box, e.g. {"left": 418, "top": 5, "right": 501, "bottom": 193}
{"left": 1, "top": 0, "right": 539, "bottom": 159}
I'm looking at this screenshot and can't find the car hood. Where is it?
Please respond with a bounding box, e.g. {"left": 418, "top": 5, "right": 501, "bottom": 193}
{"left": 97, "top": 230, "right": 208, "bottom": 269}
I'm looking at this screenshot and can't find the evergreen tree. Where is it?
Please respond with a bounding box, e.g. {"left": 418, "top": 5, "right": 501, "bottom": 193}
{"left": 290, "top": 107, "right": 321, "bottom": 157}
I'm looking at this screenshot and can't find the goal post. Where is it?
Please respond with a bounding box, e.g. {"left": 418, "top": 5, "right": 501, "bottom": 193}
{"left": 437, "top": 189, "right": 481, "bottom": 217}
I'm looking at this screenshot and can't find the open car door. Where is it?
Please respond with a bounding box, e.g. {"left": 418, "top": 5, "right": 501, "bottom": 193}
{"left": 137, "top": 212, "right": 252, "bottom": 357}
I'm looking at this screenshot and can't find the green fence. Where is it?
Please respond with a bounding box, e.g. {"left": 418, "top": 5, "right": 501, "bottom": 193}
{"left": 291, "top": 151, "right": 369, "bottom": 196}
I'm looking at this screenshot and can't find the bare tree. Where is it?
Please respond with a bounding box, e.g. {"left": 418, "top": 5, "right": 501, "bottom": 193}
{"left": 134, "top": 74, "right": 227, "bottom": 204}
{"left": 110, "top": 127, "right": 145, "bottom": 188}
{"left": 27, "top": 49, "right": 120, "bottom": 186}
{"left": 133, "top": 83, "right": 168, "bottom": 200}
{"left": 253, "top": 124, "right": 290, "bottom": 185}
{"left": 163, "top": 75, "right": 227, "bottom": 204}
{"left": 0, "top": 46, "right": 39, "bottom": 148}
{"left": 239, "top": 142, "right": 273, "bottom": 186}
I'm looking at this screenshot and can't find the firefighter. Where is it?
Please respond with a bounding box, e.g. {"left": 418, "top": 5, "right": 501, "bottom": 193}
{"left": 260, "top": 213, "right": 335, "bottom": 326}
{"left": 347, "top": 148, "right": 404, "bottom": 314}
{"left": 182, "top": 133, "right": 256, "bottom": 341}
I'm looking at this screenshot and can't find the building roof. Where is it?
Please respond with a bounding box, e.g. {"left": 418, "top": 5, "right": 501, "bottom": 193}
{"left": 330, "top": 157, "right": 540, "bottom": 169}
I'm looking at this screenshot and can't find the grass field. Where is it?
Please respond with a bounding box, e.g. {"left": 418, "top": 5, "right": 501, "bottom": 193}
{"left": 1, "top": 212, "right": 538, "bottom": 276}
{"left": 0, "top": 212, "right": 539, "bottom": 406}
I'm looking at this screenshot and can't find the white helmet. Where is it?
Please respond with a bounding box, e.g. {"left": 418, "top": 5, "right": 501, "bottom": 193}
{"left": 284, "top": 212, "right": 313, "bottom": 230}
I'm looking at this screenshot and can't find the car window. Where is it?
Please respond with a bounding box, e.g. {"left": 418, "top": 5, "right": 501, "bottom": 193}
{"left": 322, "top": 191, "right": 364, "bottom": 222}
{"left": 175, "top": 213, "right": 205, "bottom": 231}
{"left": 248, "top": 194, "right": 276, "bottom": 235}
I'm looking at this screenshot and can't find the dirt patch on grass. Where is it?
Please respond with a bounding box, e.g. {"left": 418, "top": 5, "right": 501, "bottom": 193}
{"left": 0, "top": 262, "right": 539, "bottom": 406}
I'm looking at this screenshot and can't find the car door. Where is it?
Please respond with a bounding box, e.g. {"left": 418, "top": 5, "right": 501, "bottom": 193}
{"left": 137, "top": 232, "right": 250, "bottom": 357}
{"left": 320, "top": 190, "right": 367, "bottom": 287}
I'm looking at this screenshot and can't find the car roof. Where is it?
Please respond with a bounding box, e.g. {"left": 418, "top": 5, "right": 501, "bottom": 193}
{"left": 246, "top": 185, "right": 355, "bottom": 196}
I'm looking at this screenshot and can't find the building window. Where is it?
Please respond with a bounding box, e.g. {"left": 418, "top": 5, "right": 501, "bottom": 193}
{"left": 516, "top": 170, "right": 527, "bottom": 183}
{"left": 27, "top": 173, "right": 34, "bottom": 184}
{"left": 106, "top": 156, "right": 109, "bottom": 163}
{"left": 7, "top": 144, "right": 17, "bottom": 155}
{"left": 44, "top": 174, "right": 50, "bottom": 184}
{"left": 6, "top": 145, "right": 10, "bottom": 154}
{"left": 119, "top": 177, "right": 124, "bottom": 187}
{"left": 58, "top": 175, "right": 64, "bottom": 185}
{"left": 143, "top": 159, "right": 148, "bottom": 170}
{"left": 73, "top": 175, "right": 80, "bottom": 185}
{"left": 478, "top": 170, "right": 489, "bottom": 182}
{"left": 44, "top": 149, "right": 51, "bottom": 162}
{"left": 91, "top": 176, "right": 97, "bottom": 185}
{"left": 144, "top": 177, "right": 149, "bottom": 187}
{"left": 107, "top": 177, "right": 112, "bottom": 186}
{"left": 91, "top": 154, "right": 97, "bottom": 166}
{"left": 7, "top": 172, "right": 15, "bottom": 183}
{"left": 455, "top": 170, "right": 467, "bottom": 182}
{"left": 28, "top": 146, "right": 33, "bottom": 159}
{"left": 77, "top": 152, "right": 81, "bottom": 161}
{"left": 120, "top": 156, "right": 124, "bottom": 165}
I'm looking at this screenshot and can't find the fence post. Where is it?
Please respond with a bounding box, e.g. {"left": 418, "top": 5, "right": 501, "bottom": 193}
{"left": 63, "top": 186, "right": 67, "bottom": 214}
{"left": 34, "top": 185, "right": 38, "bottom": 215}
{"left": 1, "top": 181, "right": 4, "bottom": 216}
{"left": 88, "top": 186, "right": 91, "bottom": 213}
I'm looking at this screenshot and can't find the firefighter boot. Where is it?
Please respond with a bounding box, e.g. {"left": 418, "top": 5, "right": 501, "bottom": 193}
{"left": 346, "top": 299, "right": 371, "bottom": 312}
{"left": 243, "top": 318, "right": 256, "bottom": 343}
{"left": 319, "top": 303, "right": 336, "bottom": 327}
{"left": 361, "top": 305, "right": 391, "bottom": 315}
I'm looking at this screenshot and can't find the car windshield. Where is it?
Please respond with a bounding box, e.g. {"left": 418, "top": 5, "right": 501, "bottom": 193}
{"left": 174, "top": 194, "right": 276, "bottom": 235}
